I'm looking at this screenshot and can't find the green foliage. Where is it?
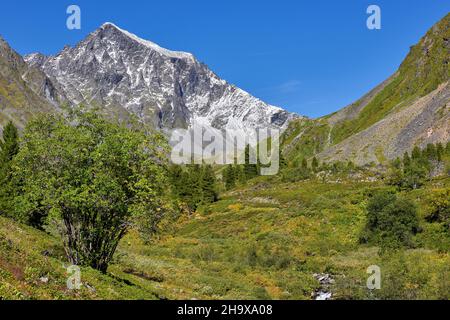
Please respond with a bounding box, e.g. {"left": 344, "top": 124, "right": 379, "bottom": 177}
{"left": 360, "top": 191, "right": 420, "bottom": 249}
{"left": 0, "top": 121, "right": 20, "bottom": 217}
{"left": 9, "top": 110, "right": 170, "bottom": 272}
{"left": 223, "top": 164, "right": 236, "bottom": 190}
{"left": 311, "top": 157, "right": 319, "bottom": 172}
{"left": 301, "top": 158, "right": 308, "bottom": 170}
{"left": 0, "top": 170, "right": 448, "bottom": 300}
{"left": 169, "top": 164, "right": 218, "bottom": 211}
{"left": 281, "top": 166, "right": 311, "bottom": 182}
{"left": 403, "top": 152, "right": 411, "bottom": 167}
{"left": 281, "top": 119, "right": 330, "bottom": 165}
{"left": 331, "top": 14, "right": 450, "bottom": 144}
{"left": 403, "top": 162, "right": 427, "bottom": 190}
{"left": 425, "top": 189, "right": 450, "bottom": 228}
{"left": 385, "top": 143, "right": 449, "bottom": 190}
{"left": 0, "top": 121, "right": 19, "bottom": 165}
{"left": 220, "top": 145, "right": 263, "bottom": 191}
{"left": 243, "top": 145, "right": 258, "bottom": 179}
{"left": 200, "top": 165, "right": 219, "bottom": 204}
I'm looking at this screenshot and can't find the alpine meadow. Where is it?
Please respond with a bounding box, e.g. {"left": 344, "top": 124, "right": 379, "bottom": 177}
{"left": 0, "top": 3, "right": 449, "bottom": 303}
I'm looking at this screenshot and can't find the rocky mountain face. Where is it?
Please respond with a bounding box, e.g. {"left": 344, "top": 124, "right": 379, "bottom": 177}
{"left": 1, "top": 14, "right": 448, "bottom": 165}
{"left": 0, "top": 36, "right": 56, "bottom": 133}
{"left": 24, "top": 23, "right": 295, "bottom": 136}
{"left": 282, "top": 13, "right": 450, "bottom": 165}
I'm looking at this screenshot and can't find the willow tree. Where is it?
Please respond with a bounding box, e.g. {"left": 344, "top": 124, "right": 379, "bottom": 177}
{"left": 12, "top": 110, "right": 170, "bottom": 272}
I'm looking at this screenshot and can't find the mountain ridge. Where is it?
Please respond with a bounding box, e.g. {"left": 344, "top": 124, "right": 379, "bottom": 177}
{"left": 22, "top": 22, "right": 297, "bottom": 136}
{"left": 0, "top": 35, "right": 57, "bottom": 133}
{"left": 282, "top": 13, "right": 450, "bottom": 166}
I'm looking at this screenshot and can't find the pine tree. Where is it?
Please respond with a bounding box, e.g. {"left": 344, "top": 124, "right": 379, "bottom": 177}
{"left": 301, "top": 158, "right": 308, "bottom": 170}
{"left": 235, "top": 165, "right": 246, "bottom": 185}
{"left": 224, "top": 165, "right": 236, "bottom": 190}
{"left": 0, "top": 121, "right": 19, "bottom": 168}
{"left": 168, "top": 164, "right": 184, "bottom": 196}
{"left": 403, "top": 162, "right": 427, "bottom": 190}
{"left": 436, "top": 143, "right": 443, "bottom": 162}
{"left": 312, "top": 157, "right": 319, "bottom": 172}
{"left": 244, "top": 145, "right": 258, "bottom": 179}
{"left": 0, "top": 121, "right": 20, "bottom": 216}
{"left": 201, "top": 165, "right": 218, "bottom": 203}
{"left": 189, "top": 164, "right": 204, "bottom": 208}
{"left": 347, "top": 161, "right": 355, "bottom": 171}
{"left": 403, "top": 152, "right": 411, "bottom": 168}
{"left": 392, "top": 157, "right": 402, "bottom": 169}
{"left": 411, "top": 146, "right": 421, "bottom": 160}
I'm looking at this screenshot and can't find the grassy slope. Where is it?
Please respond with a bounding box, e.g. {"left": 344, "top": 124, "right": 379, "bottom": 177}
{"left": 0, "top": 217, "right": 162, "bottom": 300}
{"left": 0, "top": 37, "right": 54, "bottom": 131}
{"left": 281, "top": 118, "right": 330, "bottom": 165}
{"left": 1, "top": 174, "right": 449, "bottom": 300}
{"left": 330, "top": 13, "right": 449, "bottom": 145}
{"left": 282, "top": 13, "right": 449, "bottom": 163}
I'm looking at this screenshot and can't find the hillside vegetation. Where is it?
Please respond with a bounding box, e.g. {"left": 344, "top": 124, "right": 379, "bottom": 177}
{"left": 0, "top": 12, "right": 449, "bottom": 302}
{"left": 330, "top": 13, "right": 449, "bottom": 144}
{"left": 283, "top": 13, "right": 449, "bottom": 165}
{"left": 1, "top": 171, "right": 449, "bottom": 299}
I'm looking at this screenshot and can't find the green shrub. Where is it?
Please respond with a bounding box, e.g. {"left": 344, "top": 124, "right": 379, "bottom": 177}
{"left": 281, "top": 167, "right": 311, "bottom": 182}
{"left": 425, "top": 189, "right": 450, "bottom": 227}
{"left": 10, "top": 110, "right": 171, "bottom": 272}
{"left": 360, "top": 191, "right": 420, "bottom": 249}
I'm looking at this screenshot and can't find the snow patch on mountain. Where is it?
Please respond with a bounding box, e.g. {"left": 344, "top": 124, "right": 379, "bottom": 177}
{"left": 25, "top": 23, "right": 298, "bottom": 137}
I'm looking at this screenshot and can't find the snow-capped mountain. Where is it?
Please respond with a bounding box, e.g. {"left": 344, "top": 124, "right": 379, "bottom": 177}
{"left": 25, "top": 23, "right": 296, "bottom": 134}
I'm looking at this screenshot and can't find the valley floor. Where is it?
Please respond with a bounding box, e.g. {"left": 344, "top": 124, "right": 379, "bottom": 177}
{"left": 1, "top": 177, "right": 449, "bottom": 300}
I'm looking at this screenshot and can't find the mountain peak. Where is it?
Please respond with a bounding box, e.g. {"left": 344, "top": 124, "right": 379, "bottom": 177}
{"left": 20, "top": 23, "right": 295, "bottom": 135}
{"left": 97, "top": 22, "right": 193, "bottom": 60}
{"left": 101, "top": 22, "right": 119, "bottom": 29}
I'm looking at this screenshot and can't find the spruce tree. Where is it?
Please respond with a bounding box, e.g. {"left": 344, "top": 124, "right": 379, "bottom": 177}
{"left": 425, "top": 143, "right": 437, "bottom": 160}
{"left": 436, "top": 143, "right": 443, "bottom": 162}
{"left": 301, "top": 158, "right": 308, "bottom": 170}
{"left": 244, "top": 145, "right": 258, "bottom": 179}
{"left": 403, "top": 152, "right": 411, "bottom": 168}
{"left": 411, "top": 146, "right": 421, "bottom": 160}
{"left": 224, "top": 165, "right": 236, "bottom": 190}
{"left": 0, "top": 121, "right": 19, "bottom": 167}
{"left": 189, "top": 164, "right": 204, "bottom": 208}
{"left": 201, "top": 165, "right": 218, "bottom": 203}
{"left": 0, "top": 121, "right": 20, "bottom": 216}
{"left": 312, "top": 157, "right": 319, "bottom": 172}
{"left": 168, "top": 164, "right": 184, "bottom": 196}
{"left": 235, "top": 165, "right": 246, "bottom": 185}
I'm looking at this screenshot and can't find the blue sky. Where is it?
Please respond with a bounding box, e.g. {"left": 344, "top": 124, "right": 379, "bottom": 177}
{"left": 0, "top": 1, "right": 448, "bottom": 118}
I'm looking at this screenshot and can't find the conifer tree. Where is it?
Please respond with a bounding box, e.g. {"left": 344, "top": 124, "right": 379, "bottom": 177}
{"left": 301, "top": 158, "right": 308, "bottom": 170}
{"left": 0, "top": 121, "right": 20, "bottom": 216}
{"left": 436, "top": 143, "right": 444, "bottom": 162}
{"left": 0, "top": 121, "right": 19, "bottom": 168}
{"left": 244, "top": 144, "right": 258, "bottom": 179}
{"left": 224, "top": 164, "right": 236, "bottom": 190}
{"left": 403, "top": 152, "right": 411, "bottom": 167}
{"left": 411, "top": 146, "right": 421, "bottom": 160}
{"left": 312, "top": 157, "right": 319, "bottom": 172}
{"left": 201, "top": 165, "right": 218, "bottom": 203}
{"left": 425, "top": 143, "right": 437, "bottom": 160}
{"left": 235, "top": 165, "right": 246, "bottom": 185}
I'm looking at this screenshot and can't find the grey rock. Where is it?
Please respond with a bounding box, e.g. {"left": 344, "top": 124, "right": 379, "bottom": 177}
{"left": 25, "top": 23, "right": 298, "bottom": 135}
